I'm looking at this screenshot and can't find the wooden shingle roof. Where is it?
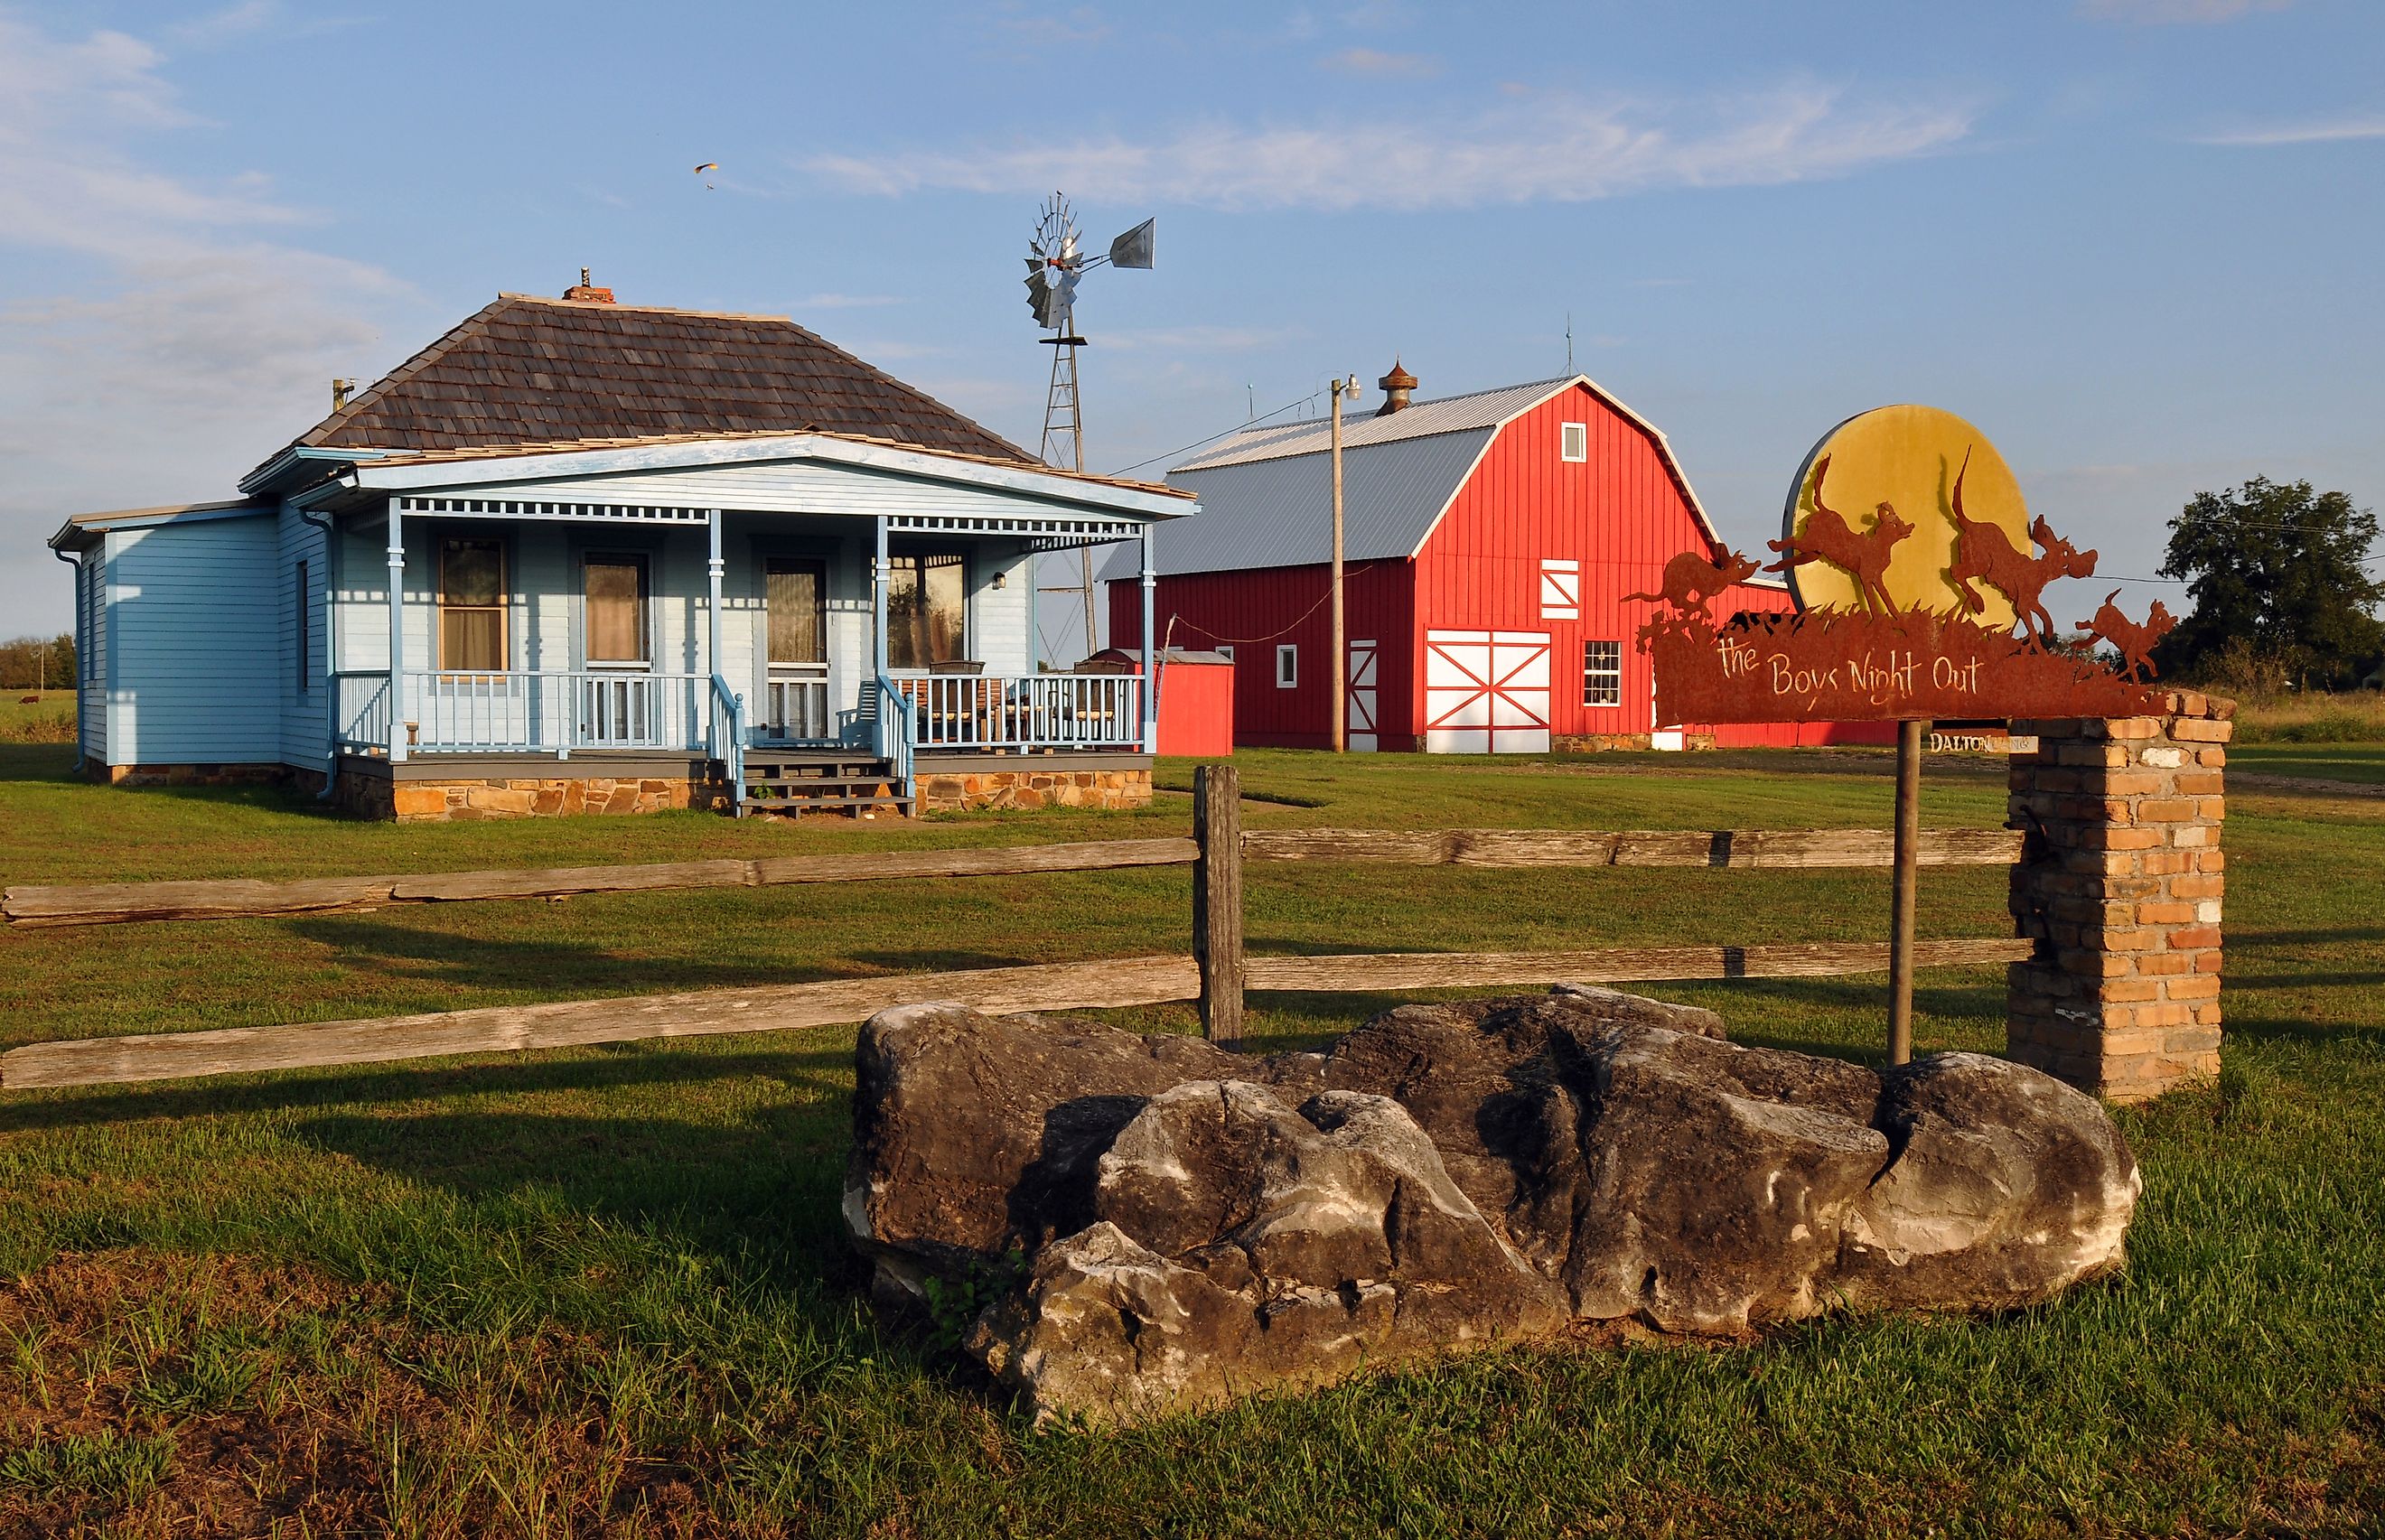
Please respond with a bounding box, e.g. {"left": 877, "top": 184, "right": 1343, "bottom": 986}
{"left": 283, "top": 294, "right": 1036, "bottom": 465}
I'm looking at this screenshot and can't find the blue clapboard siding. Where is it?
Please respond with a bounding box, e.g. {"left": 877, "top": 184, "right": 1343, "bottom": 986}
{"left": 78, "top": 550, "right": 107, "bottom": 762}
{"left": 108, "top": 515, "right": 281, "bottom": 764}
{"left": 276, "top": 502, "right": 331, "bottom": 767}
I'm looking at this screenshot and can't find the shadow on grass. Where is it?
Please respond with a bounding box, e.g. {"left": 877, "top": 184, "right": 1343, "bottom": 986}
{"left": 293, "top": 1105, "right": 857, "bottom": 1279}
{"left": 0, "top": 744, "right": 80, "bottom": 783}
{"left": 285, "top": 917, "right": 909, "bottom": 997}
{"left": 2237, "top": 927, "right": 2385, "bottom": 948}
{"left": 0, "top": 1042, "right": 855, "bottom": 1136}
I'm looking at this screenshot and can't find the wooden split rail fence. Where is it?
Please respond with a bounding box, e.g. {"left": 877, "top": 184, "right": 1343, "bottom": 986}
{"left": 0, "top": 766, "right": 2025, "bottom": 1090}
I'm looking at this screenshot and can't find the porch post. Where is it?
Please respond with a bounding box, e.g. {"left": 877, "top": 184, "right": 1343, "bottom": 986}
{"left": 1138, "top": 524, "right": 1158, "bottom": 754}
{"left": 706, "top": 509, "right": 725, "bottom": 753}
{"left": 386, "top": 498, "right": 406, "bottom": 764}
{"left": 873, "top": 517, "right": 891, "bottom": 676}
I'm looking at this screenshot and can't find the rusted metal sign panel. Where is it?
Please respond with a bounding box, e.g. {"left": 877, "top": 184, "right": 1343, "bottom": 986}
{"left": 1648, "top": 406, "right": 2176, "bottom": 725}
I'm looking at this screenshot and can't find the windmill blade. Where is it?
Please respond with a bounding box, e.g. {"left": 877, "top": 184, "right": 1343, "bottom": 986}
{"left": 1025, "top": 272, "right": 1061, "bottom": 329}
{"left": 1108, "top": 217, "right": 1155, "bottom": 269}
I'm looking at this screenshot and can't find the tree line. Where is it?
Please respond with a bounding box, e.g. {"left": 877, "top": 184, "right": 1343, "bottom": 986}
{"left": 0, "top": 635, "right": 75, "bottom": 693}
{"left": 2155, "top": 478, "right": 2383, "bottom": 694}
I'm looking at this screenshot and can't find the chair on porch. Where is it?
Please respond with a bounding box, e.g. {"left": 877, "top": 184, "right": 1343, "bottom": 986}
{"left": 903, "top": 661, "right": 1000, "bottom": 745}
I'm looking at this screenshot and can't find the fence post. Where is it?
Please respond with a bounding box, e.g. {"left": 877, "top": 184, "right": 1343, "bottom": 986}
{"left": 1192, "top": 762, "right": 1244, "bottom": 1047}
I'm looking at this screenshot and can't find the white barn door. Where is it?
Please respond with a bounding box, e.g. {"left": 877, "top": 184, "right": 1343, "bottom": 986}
{"left": 1346, "top": 639, "right": 1379, "bottom": 751}
{"left": 1423, "top": 630, "right": 1551, "bottom": 754}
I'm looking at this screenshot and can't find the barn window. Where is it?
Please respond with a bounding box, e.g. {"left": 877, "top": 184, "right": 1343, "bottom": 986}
{"left": 440, "top": 537, "right": 508, "bottom": 673}
{"left": 1215, "top": 645, "right": 1235, "bottom": 661}
{"left": 294, "top": 558, "right": 310, "bottom": 693}
{"left": 1583, "top": 639, "right": 1622, "bottom": 706}
{"left": 1276, "top": 644, "right": 1298, "bottom": 689}
{"left": 1539, "top": 558, "right": 1579, "bottom": 621}
{"left": 1560, "top": 422, "right": 1588, "bottom": 462}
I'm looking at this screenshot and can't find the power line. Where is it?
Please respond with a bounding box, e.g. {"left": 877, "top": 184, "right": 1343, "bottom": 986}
{"left": 1110, "top": 388, "right": 1329, "bottom": 476}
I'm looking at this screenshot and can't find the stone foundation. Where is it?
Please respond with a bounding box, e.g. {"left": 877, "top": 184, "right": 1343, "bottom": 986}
{"left": 914, "top": 767, "right": 1151, "bottom": 814}
{"left": 336, "top": 767, "right": 728, "bottom": 822}
{"left": 94, "top": 761, "right": 296, "bottom": 789}
{"left": 2005, "top": 692, "right": 2231, "bottom": 1103}
{"left": 1554, "top": 732, "right": 1717, "bottom": 753}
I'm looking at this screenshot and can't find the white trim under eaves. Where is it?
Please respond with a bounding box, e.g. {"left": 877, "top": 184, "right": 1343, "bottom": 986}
{"left": 345, "top": 434, "right": 1193, "bottom": 520}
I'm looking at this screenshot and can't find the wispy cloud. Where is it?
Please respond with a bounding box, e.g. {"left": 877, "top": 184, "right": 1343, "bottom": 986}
{"left": 1322, "top": 46, "right": 1438, "bottom": 79}
{"left": 2193, "top": 113, "right": 2385, "bottom": 145}
{"left": 987, "top": 3, "right": 1108, "bottom": 46}
{"left": 2077, "top": 0, "right": 2291, "bottom": 22}
{"left": 802, "top": 86, "right": 1976, "bottom": 212}
{"left": 0, "top": 12, "right": 417, "bottom": 625}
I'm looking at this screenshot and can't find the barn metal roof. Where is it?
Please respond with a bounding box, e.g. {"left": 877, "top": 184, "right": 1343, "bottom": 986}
{"left": 1172, "top": 378, "right": 1575, "bottom": 471}
{"left": 1114, "top": 373, "right": 1719, "bottom": 580}
{"left": 1146, "top": 429, "right": 1498, "bottom": 574}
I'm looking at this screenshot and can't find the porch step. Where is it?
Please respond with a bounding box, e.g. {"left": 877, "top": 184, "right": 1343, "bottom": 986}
{"left": 734, "top": 754, "right": 913, "bottom": 819}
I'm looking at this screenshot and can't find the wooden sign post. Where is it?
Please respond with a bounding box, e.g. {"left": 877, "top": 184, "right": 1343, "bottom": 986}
{"left": 1887, "top": 717, "right": 1923, "bottom": 1065}
{"left": 1642, "top": 405, "right": 2180, "bottom": 1065}
{"left": 1192, "top": 763, "right": 1245, "bottom": 1047}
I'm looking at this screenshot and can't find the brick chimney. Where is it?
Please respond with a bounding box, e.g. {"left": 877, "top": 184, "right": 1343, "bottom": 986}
{"left": 562, "top": 266, "right": 616, "bottom": 303}
{"left": 1376, "top": 358, "right": 1417, "bottom": 415}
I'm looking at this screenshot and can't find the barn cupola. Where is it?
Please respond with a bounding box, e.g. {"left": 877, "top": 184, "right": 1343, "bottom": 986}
{"left": 1376, "top": 359, "right": 1417, "bottom": 415}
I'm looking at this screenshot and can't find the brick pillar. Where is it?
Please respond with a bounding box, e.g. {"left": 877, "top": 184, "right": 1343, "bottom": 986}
{"left": 2005, "top": 692, "right": 2231, "bottom": 1102}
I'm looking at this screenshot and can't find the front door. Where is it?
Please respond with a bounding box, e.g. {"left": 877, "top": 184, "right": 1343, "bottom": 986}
{"left": 762, "top": 556, "right": 832, "bottom": 742}
{"left": 582, "top": 552, "right": 659, "bottom": 746}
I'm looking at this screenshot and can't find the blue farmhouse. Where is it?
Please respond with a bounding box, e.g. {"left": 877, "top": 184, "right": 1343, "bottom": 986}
{"left": 49, "top": 279, "right": 1192, "bottom": 819}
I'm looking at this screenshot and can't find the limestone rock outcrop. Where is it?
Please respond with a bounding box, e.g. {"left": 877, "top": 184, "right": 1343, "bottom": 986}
{"left": 844, "top": 987, "right": 2139, "bottom": 1424}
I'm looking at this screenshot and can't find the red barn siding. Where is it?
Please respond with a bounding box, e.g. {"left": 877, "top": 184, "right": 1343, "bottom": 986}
{"left": 1110, "top": 559, "right": 1416, "bottom": 749}
{"left": 1413, "top": 384, "right": 1715, "bottom": 742}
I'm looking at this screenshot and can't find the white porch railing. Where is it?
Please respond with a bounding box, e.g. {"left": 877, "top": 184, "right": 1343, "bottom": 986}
{"left": 331, "top": 669, "right": 1147, "bottom": 758}
{"left": 333, "top": 671, "right": 710, "bottom": 755}
{"left": 885, "top": 673, "right": 1146, "bottom": 751}
{"left": 758, "top": 677, "right": 834, "bottom": 742}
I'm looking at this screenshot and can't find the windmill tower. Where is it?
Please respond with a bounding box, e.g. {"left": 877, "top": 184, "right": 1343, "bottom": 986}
{"left": 1024, "top": 193, "right": 1155, "bottom": 658}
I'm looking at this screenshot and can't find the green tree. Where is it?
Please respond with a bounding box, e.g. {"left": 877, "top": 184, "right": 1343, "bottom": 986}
{"left": 2156, "top": 478, "right": 2384, "bottom": 690}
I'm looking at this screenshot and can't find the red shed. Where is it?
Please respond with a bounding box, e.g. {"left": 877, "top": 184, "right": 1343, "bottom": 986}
{"left": 1108, "top": 367, "right": 1883, "bottom": 751}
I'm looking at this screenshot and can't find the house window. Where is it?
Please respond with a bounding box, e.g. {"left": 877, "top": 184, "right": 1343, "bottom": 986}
{"left": 1276, "top": 644, "right": 1297, "bottom": 688}
{"left": 887, "top": 550, "right": 967, "bottom": 668}
{"left": 585, "top": 553, "right": 651, "bottom": 666}
{"left": 1583, "top": 639, "right": 1622, "bottom": 706}
{"left": 294, "top": 558, "right": 310, "bottom": 692}
{"left": 766, "top": 558, "right": 828, "bottom": 666}
{"left": 1539, "top": 558, "right": 1579, "bottom": 621}
{"left": 439, "top": 537, "right": 507, "bottom": 672}
{"left": 1560, "top": 422, "right": 1588, "bottom": 462}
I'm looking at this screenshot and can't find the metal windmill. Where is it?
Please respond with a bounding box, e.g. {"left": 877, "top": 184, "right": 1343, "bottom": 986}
{"left": 1024, "top": 192, "right": 1155, "bottom": 657}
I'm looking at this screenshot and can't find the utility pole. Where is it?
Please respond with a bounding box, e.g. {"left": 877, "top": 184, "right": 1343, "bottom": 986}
{"left": 1328, "top": 373, "right": 1360, "bottom": 752}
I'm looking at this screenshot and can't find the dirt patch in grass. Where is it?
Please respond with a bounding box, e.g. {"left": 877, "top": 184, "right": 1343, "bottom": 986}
{"left": 0, "top": 1249, "right": 747, "bottom": 1539}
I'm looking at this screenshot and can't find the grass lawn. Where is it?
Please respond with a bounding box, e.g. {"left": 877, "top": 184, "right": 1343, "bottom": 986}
{"left": 1, "top": 741, "right": 2380, "bottom": 1536}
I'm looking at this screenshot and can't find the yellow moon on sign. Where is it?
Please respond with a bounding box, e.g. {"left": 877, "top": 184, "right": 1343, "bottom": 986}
{"left": 1781, "top": 405, "right": 2028, "bottom": 626}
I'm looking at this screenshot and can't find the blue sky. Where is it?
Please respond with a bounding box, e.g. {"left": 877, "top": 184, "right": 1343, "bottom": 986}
{"left": 2, "top": 0, "right": 2380, "bottom": 642}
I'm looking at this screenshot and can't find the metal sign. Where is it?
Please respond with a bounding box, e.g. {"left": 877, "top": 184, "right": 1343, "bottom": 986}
{"left": 1645, "top": 406, "right": 2175, "bottom": 725}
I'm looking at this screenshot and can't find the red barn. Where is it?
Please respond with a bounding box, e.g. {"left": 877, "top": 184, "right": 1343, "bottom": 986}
{"left": 1108, "top": 367, "right": 1871, "bottom": 751}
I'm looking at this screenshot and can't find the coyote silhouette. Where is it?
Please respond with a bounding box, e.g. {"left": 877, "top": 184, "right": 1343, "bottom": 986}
{"left": 2080, "top": 590, "right": 2176, "bottom": 681}
{"left": 1946, "top": 448, "right": 2098, "bottom": 648}
{"left": 1624, "top": 549, "right": 1760, "bottom": 619}
{"left": 1766, "top": 453, "right": 1913, "bottom": 614}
